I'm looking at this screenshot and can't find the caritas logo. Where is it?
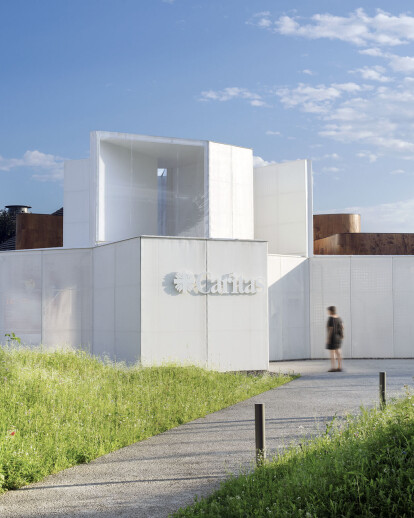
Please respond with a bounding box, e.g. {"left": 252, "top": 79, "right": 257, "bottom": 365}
{"left": 173, "top": 272, "right": 265, "bottom": 295}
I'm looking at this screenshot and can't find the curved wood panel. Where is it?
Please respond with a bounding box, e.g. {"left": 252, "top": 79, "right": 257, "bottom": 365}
{"left": 313, "top": 214, "right": 360, "bottom": 241}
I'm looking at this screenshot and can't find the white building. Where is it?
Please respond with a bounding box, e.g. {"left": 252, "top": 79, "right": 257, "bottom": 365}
{"left": 0, "top": 131, "right": 413, "bottom": 370}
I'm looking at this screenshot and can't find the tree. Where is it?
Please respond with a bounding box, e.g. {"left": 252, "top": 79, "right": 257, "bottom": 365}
{"left": 0, "top": 210, "right": 15, "bottom": 243}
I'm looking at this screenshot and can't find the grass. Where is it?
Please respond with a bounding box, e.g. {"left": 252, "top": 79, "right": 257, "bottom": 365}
{"left": 173, "top": 393, "right": 414, "bottom": 518}
{"left": 0, "top": 346, "right": 295, "bottom": 493}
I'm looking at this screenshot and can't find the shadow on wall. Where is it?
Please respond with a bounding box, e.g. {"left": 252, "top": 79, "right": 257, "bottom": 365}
{"left": 269, "top": 259, "right": 310, "bottom": 362}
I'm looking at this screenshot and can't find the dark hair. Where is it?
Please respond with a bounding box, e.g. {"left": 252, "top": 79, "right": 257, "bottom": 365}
{"left": 327, "top": 306, "right": 336, "bottom": 314}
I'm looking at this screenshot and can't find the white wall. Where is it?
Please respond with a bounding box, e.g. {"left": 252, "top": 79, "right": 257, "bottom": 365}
{"left": 0, "top": 249, "right": 91, "bottom": 348}
{"left": 206, "top": 240, "right": 268, "bottom": 371}
{"left": 98, "top": 142, "right": 158, "bottom": 243}
{"left": 140, "top": 237, "right": 268, "bottom": 371}
{"left": 63, "top": 159, "right": 91, "bottom": 248}
{"left": 165, "top": 162, "right": 206, "bottom": 238}
{"left": 268, "top": 255, "right": 310, "bottom": 361}
{"left": 42, "top": 250, "right": 92, "bottom": 349}
{"left": 310, "top": 256, "right": 414, "bottom": 359}
{"left": 92, "top": 238, "right": 141, "bottom": 364}
{"left": 208, "top": 142, "right": 254, "bottom": 240}
{"left": 140, "top": 237, "right": 207, "bottom": 367}
{"left": 254, "top": 160, "right": 312, "bottom": 256}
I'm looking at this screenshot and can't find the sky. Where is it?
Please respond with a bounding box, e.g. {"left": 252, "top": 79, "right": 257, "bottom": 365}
{"left": 1, "top": 0, "right": 414, "bottom": 232}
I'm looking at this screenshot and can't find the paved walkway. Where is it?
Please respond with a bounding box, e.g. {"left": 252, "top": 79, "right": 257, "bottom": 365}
{"left": 1, "top": 360, "right": 414, "bottom": 517}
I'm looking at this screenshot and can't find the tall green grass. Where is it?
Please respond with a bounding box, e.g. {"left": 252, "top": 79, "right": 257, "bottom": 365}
{"left": 0, "top": 346, "right": 294, "bottom": 493}
{"left": 174, "top": 393, "right": 414, "bottom": 517}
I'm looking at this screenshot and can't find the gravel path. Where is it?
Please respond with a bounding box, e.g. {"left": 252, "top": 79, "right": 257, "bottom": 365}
{"left": 1, "top": 359, "right": 413, "bottom": 517}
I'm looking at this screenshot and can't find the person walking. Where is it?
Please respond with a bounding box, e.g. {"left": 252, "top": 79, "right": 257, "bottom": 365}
{"left": 326, "top": 306, "right": 344, "bottom": 372}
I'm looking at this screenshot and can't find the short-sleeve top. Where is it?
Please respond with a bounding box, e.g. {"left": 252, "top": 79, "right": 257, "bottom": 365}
{"left": 327, "top": 316, "right": 343, "bottom": 346}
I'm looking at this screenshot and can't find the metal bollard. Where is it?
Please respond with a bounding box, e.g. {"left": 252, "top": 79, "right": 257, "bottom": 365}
{"left": 379, "top": 371, "right": 386, "bottom": 409}
{"left": 255, "top": 403, "right": 265, "bottom": 465}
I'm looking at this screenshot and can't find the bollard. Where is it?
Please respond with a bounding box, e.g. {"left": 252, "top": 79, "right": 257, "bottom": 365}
{"left": 379, "top": 371, "right": 386, "bottom": 409}
{"left": 255, "top": 403, "right": 265, "bottom": 465}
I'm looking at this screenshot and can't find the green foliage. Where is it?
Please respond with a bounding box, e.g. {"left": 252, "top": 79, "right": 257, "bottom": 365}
{"left": 0, "top": 210, "right": 15, "bottom": 243}
{"left": 174, "top": 394, "right": 414, "bottom": 517}
{"left": 0, "top": 347, "right": 294, "bottom": 493}
{"left": 4, "top": 333, "right": 21, "bottom": 345}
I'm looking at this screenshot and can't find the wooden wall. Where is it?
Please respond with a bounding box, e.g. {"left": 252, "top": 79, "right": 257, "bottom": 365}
{"left": 16, "top": 214, "right": 63, "bottom": 250}
{"left": 314, "top": 233, "right": 414, "bottom": 255}
{"left": 313, "top": 213, "right": 360, "bottom": 241}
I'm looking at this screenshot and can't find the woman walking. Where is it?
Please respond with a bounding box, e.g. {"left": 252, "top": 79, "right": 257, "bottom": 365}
{"left": 326, "top": 306, "right": 344, "bottom": 372}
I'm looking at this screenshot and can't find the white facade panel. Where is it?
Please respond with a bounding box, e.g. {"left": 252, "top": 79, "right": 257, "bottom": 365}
{"left": 310, "top": 257, "right": 352, "bottom": 359}
{"left": 254, "top": 159, "right": 311, "bottom": 256}
{"left": 0, "top": 251, "right": 42, "bottom": 345}
{"left": 350, "top": 257, "right": 393, "bottom": 358}
{"left": 92, "top": 238, "right": 142, "bottom": 363}
{"left": 42, "top": 249, "right": 92, "bottom": 350}
{"left": 92, "top": 244, "right": 116, "bottom": 358}
{"left": 231, "top": 146, "right": 254, "bottom": 240}
{"left": 140, "top": 237, "right": 207, "bottom": 366}
{"left": 99, "top": 142, "right": 158, "bottom": 242}
{"left": 393, "top": 258, "right": 414, "bottom": 357}
{"left": 268, "top": 255, "right": 309, "bottom": 361}
{"left": 114, "top": 239, "right": 141, "bottom": 364}
{"left": 206, "top": 240, "right": 268, "bottom": 371}
{"left": 63, "top": 159, "right": 91, "bottom": 248}
{"left": 208, "top": 142, "right": 254, "bottom": 240}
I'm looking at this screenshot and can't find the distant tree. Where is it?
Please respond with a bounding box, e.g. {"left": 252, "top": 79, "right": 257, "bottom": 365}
{"left": 0, "top": 210, "right": 15, "bottom": 243}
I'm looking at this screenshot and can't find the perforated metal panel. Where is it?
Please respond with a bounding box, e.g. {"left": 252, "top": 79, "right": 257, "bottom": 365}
{"left": 310, "top": 257, "right": 351, "bottom": 359}
{"left": 269, "top": 256, "right": 310, "bottom": 360}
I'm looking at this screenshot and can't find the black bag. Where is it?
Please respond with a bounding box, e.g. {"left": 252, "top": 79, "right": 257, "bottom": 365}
{"left": 335, "top": 318, "right": 344, "bottom": 339}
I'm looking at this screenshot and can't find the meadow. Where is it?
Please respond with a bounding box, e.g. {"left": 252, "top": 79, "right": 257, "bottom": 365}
{"left": 174, "top": 392, "right": 414, "bottom": 517}
{"left": 0, "top": 346, "right": 294, "bottom": 493}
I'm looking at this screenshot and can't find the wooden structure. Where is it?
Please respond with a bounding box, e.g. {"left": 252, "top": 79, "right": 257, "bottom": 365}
{"left": 314, "top": 214, "right": 414, "bottom": 255}
{"left": 16, "top": 213, "right": 63, "bottom": 250}
{"left": 314, "top": 232, "right": 414, "bottom": 255}
{"left": 313, "top": 213, "right": 360, "bottom": 241}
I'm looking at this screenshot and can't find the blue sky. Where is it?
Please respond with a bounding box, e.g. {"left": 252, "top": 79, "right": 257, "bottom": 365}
{"left": 1, "top": 0, "right": 414, "bottom": 232}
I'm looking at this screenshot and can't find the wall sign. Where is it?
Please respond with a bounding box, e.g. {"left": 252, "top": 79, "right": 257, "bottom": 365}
{"left": 173, "top": 272, "right": 264, "bottom": 295}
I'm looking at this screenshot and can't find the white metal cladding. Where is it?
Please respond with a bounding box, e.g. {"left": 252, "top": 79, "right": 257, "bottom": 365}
{"left": 92, "top": 238, "right": 141, "bottom": 364}
{"left": 308, "top": 256, "right": 414, "bottom": 360}
{"left": 268, "top": 255, "right": 310, "bottom": 361}
{"left": 140, "top": 237, "right": 208, "bottom": 367}
{"left": 1, "top": 245, "right": 414, "bottom": 365}
{"left": 254, "top": 160, "right": 312, "bottom": 256}
{"left": 63, "top": 133, "right": 255, "bottom": 249}
{"left": 140, "top": 237, "right": 268, "bottom": 371}
{"left": 206, "top": 239, "right": 268, "bottom": 371}
{"left": 309, "top": 257, "right": 352, "bottom": 359}
{"left": 208, "top": 142, "right": 254, "bottom": 240}
{"left": 42, "top": 250, "right": 92, "bottom": 350}
{"left": 0, "top": 249, "right": 92, "bottom": 348}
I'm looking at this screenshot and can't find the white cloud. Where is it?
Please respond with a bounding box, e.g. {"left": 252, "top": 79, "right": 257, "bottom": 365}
{"left": 345, "top": 198, "right": 414, "bottom": 232}
{"left": 266, "top": 130, "right": 281, "bottom": 136}
{"left": 275, "top": 82, "right": 366, "bottom": 114}
{"left": 276, "top": 76, "right": 414, "bottom": 156}
{"left": 352, "top": 65, "right": 392, "bottom": 82}
{"left": 388, "top": 54, "right": 414, "bottom": 73}
{"left": 254, "top": 9, "right": 414, "bottom": 47}
{"left": 312, "top": 153, "right": 341, "bottom": 161}
{"left": 359, "top": 47, "right": 385, "bottom": 57}
{"left": 357, "top": 151, "right": 378, "bottom": 162}
{"left": 0, "top": 150, "right": 64, "bottom": 181}
{"left": 302, "top": 69, "right": 314, "bottom": 75}
{"left": 389, "top": 169, "right": 405, "bottom": 174}
{"left": 199, "top": 87, "right": 267, "bottom": 107}
{"left": 322, "top": 166, "right": 340, "bottom": 173}
{"left": 253, "top": 156, "right": 276, "bottom": 167}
